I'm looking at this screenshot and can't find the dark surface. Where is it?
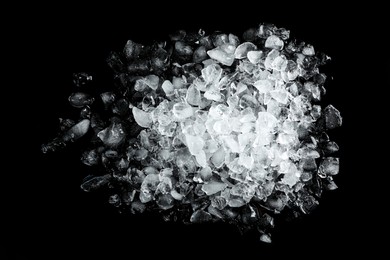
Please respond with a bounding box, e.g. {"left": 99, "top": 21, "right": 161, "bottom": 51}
{"left": 7, "top": 4, "right": 382, "bottom": 259}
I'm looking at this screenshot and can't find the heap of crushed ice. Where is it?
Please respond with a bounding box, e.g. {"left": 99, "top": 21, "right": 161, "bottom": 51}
{"left": 42, "top": 23, "right": 342, "bottom": 242}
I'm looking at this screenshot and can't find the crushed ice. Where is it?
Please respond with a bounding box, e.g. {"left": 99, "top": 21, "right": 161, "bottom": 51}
{"left": 42, "top": 23, "right": 342, "bottom": 243}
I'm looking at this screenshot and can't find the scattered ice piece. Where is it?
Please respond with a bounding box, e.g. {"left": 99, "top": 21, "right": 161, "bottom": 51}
{"left": 239, "top": 94, "right": 259, "bottom": 109}
{"left": 62, "top": 119, "right": 90, "bottom": 142}
{"left": 207, "top": 45, "right": 235, "bottom": 66}
{"left": 132, "top": 107, "right": 152, "bottom": 128}
{"left": 240, "top": 108, "right": 256, "bottom": 122}
{"left": 324, "top": 105, "right": 342, "bottom": 129}
{"left": 204, "top": 89, "right": 223, "bottom": 101}
{"left": 97, "top": 122, "right": 126, "bottom": 147}
{"left": 201, "top": 63, "right": 223, "bottom": 84}
{"left": 186, "top": 84, "right": 201, "bottom": 106}
{"left": 202, "top": 180, "right": 228, "bottom": 195}
{"left": 170, "top": 189, "right": 184, "bottom": 200}
{"left": 270, "top": 90, "right": 289, "bottom": 104}
{"left": 228, "top": 197, "right": 246, "bottom": 207}
{"left": 271, "top": 55, "right": 287, "bottom": 71}
{"left": 175, "top": 41, "right": 193, "bottom": 57}
{"left": 325, "top": 141, "right": 339, "bottom": 154}
{"left": 162, "top": 80, "right": 174, "bottom": 96}
{"left": 144, "top": 75, "right": 159, "bottom": 90}
{"left": 228, "top": 33, "right": 240, "bottom": 47}
{"left": 211, "top": 147, "right": 225, "bottom": 168}
{"left": 81, "top": 175, "right": 110, "bottom": 192}
{"left": 264, "top": 49, "right": 280, "bottom": 70}
{"left": 199, "top": 166, "right": 212, "bottom": 182}
{"left": 211, "top": 33, "right": 229, "bottom": 47}
{"left": 247, "top": 50, "right": 263, "bottom": 64}
{"left": 280, "top": 161, "right": 301, "bottom": 187}
{"left": 260, "top": 234, "right": 272, "bottom": 243}
{"left": 325, "top": 177, "right": 338, "bottom": 190}
{"left": 190, "top": 210, "right": 212, "bottom": 223}
{"left": 123, "top": 39, "right": 143, "bottom": 60}
{"left": 73, "top": 72, "right": 92, "bottom": 87}
{"left": 195, "top": 150, "right": 207, "bottom": 167}
{"left": 302, "top": 45, "right": 315, "bottom": 56}
{"left": 223, "top": 135, "right": 240, "bottom": 153}
{"left": 193, "top": 46, "right": 207, "bottom": 63}
{"left": 68, "top": 92, "right": 94, "bottom": 108}
{"left": 265, "top": 35, "right": 284, "bottom": 50}
{"left": 319, "top": 157, "right": 339, "bottom": 176}
{"left": 254, "top": 79, "right": 274, "bottom": 93}
{"left": 234, "top": 42, "right": 257, "bottom": 59}
{"left": 238, "top": 152, "right": 254, "bottom": 169}
{"left": 185, "top": 134, "right": 205, "bottom": 155}
{"left": 256, "top": 112, "right": 278, "bottom": 130}
{"left": 238, "top": 133, "right": 255, "bottom": 151}
{"left": 172, "top": 76, "right": 186, "bottom": 89}
{"left": 172, "top": 102, "right": 194, "bottom": 120}
{"left": 156, "top": 194, "right": 175, "bottom": 210}
{"left": 100, "top": 92, "right": 116, "bottom": 108}
{"left": 213, "top": 119, "right": 231, "bottom": 135}
{"left": 311, "top": 105, "right": 321, "bottom": 120}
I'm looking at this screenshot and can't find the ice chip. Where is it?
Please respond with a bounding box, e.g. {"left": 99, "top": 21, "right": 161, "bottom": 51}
{"left": 81, "top": 175, "right": 110, "bottom": 192}
{"left": 260, "top": 234, "right": 272, "bottom": 243}
{"left": 207, "top": 46, "right": 235, "bottom": 66}
{"left": 68, "top": 92, "right": 94, "bottom": 108}
{"left": 228, "top": 198, "right": 246, "bottom": 207}
{"left": 253, "top": 79, "right": 274, "bottom": 93}
{"left": 190, "top": 210, "right": 212, "bottom": 223}
{"left": 97, "top": 122, "right": 126, "bottom": 147}
{"left": 132, "top": 107, "right": 152, "bottom": 128}
{"left": 324, "top": 105, "right": 342, "bottom": 129}
{"left": 319, "top": 157, "right": 339, "bottom": 176}
{"left": 201, "top": 63, "right": 222, "bottom": 84}
{"left": 264, "top": 49, "right": 280, "bottom": 70}
{"left": 302, "top": 45, "right": 315, "bottom": 56}
{"left": 204, "top": 89, "right": 223, "bottom": 101}
{"left": 185, "top": 134, "right": 205, "bottom": 155}
{"left": 202, "top": 180, "right": 228, "bottom": 195}
{"left": 144, "top": 74, "right": 159, "bottom": 90}
{"left": 193, "top": 46, "right": 207, "bottom": 63}
{"left": 265, "top": 35, "right": 284, "bottom": 50}
{"left": 270, "top": 90, "right": 289, "bottom": 104}
{"left": 195, "top": 150, "right": 207, "bottom": 167}
{"left": 211, "top": 147, "right": 225, "bottom": 168}
{"left": 247, "top": 50, "right": 263, "bottom": 64}
{"left": 186, "top": 84, "right": 201, "bottom": 106}
{"left": 223, "top": 136, "right": 240, "bottom": 153}
{"left": 172, "top": 102, "right": 194, "bottom": 120}
{"left": 63, "top": 119, "right": 90, "bottom": 142}
{"left": 234, "top": 42, "right": 257, "bottom": 59}
{"left": 156, "top": 194, "right": 175, "bottom": 210}
{"left": 162, "top": 80, "right": 174, "bottom": 96}
{"left": 256, "top": 112, "right": 278, "bottom": 130}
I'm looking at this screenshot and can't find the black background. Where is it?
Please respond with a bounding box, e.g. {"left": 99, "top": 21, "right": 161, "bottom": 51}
{"left": 6, "top": 3, "right": 385, "bottom": 259}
